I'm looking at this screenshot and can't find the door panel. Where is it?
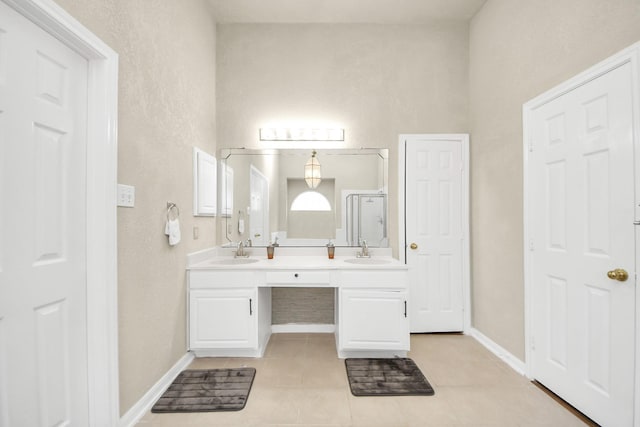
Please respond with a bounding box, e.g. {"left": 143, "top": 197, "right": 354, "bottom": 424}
{"left": 0, "top": 2, "right": 89, "bottom": 425}
{"left": 340, "top": 289, "right": 409, "bottom": 350}
{"left": 190, "top": 289, "right": 257, "bottom": 349}
{"left": 405, "top": 137, "right": 466, "bottom": 332}
{"left": 529, "top": 63, "right": 635, "bottom": 426}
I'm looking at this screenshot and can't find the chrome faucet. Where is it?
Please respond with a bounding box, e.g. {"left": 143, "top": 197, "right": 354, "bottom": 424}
{"left": 357, "top": 239, "right": 370, "bottom": 258}
{"left": 235, "top": 241, "right": 249, "bottom": 258}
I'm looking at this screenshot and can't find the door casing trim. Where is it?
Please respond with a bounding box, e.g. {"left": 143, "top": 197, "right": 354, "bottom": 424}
{"left": 398, "top": 133, "right": 471, "bottom": 334}
{"left": 523, "top": 41, "right": 640, "bottom": 426}
{"left": 1, "top": 0, "right": 120, "bottom": 424}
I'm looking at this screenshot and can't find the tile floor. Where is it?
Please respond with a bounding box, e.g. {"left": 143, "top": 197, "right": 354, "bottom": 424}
{"left": 137, "top": 333, "right": 591, "bottom": 427}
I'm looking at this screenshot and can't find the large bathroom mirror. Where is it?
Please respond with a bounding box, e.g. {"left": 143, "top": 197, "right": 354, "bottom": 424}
{"left": 219, "top": 148, "right": 388, "bottom": 247}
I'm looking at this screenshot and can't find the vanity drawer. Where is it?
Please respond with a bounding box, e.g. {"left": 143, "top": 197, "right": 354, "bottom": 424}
{"left": 266, "top": 270, "right": 331, "bottom": 285}
{"left": 339, "top": 270, "right": 407, "bottom": 288}
{"left": 189, "top": 270, "right": 256, "bottom": 288}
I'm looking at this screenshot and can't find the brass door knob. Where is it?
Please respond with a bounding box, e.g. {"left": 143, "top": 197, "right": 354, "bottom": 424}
{"left": 607, "top": 269, "right": 629, "bottom": 282}
{"left": 410, "top": 243, "right": 418, "bottom": 250}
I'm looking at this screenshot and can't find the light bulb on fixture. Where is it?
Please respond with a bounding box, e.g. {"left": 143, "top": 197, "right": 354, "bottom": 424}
{"left": 259, "top": 127, "right": 344, "bottom": 142}
{"left": 304, "top": 150, "right": 321, "bottom": 189}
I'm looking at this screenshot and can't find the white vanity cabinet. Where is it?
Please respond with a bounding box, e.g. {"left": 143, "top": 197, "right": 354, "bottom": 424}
{"left": 337, "top": 270, "right": 409, "bottom": 357}
{"left": 188, "top": 270, "right": 271, "bottom": 357}
{"left": 187, "top": 255, "right": 409, "bottom": 359}
{"left": 189, "top": 288, "right": 257, "bottom": 349}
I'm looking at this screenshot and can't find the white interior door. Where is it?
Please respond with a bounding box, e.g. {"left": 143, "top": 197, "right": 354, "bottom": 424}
{"left": 403, "top": 135, "right": 468, "bottom": 332}
{"left": 527, "top": 62, "right": 635, "bottom": 426}
{"left": 0, "top": 2, "right": 90, "bottom": 425}
{"left": 249, "top": 165, "right": 269, "bottom": 245}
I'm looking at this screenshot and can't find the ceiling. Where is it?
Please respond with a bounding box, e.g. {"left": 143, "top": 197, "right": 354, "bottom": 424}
{"left": 207, "top": 0, "right": 488, "bottom": 24}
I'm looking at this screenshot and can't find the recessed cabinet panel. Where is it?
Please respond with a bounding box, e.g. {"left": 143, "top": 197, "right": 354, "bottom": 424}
{"left": 339, "top": 288, "right": 409, "bottom": 351}
{"left": 33, "top": 124, "right": 66, "bottom": 266}
{"left": 193, "top": 148, "right": 217, "bottom": 216}
{"left": 189, "top": 288, "right": 256, "bottom": 349}
{"left": 35, "top": 300, "right": 70, "bottom": 426}
{"left": 586, "top": 285, "right": 611, "bottom": 394}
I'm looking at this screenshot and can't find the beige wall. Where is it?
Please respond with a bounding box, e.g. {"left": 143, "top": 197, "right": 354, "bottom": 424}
{"left": 216, "top": 23, "right": 471, "bottom": 254}
{"left": 45, "top": 0, "right": 640, "bottom": 415}
{"left": 53, "top": 0, "right": 217, "bottom": 414}
{"left": 216, "top": 23, "right": 469, "bottom": 325}
{"left": 469, "top": 0, "right": 640, "bottom": 359}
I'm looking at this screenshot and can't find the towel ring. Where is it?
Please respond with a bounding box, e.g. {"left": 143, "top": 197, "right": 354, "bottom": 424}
{"left": 167, "top": 202, "right": 179, "bottom": 221}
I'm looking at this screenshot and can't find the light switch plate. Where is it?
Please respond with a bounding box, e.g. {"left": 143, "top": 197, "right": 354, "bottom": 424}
{"left": 117, "top": 184, "right": 135, "bottom": 207}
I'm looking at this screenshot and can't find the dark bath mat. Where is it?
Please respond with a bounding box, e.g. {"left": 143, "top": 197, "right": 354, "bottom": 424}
{"left": 151, "top": 368, "right": 256, "bottom": 413}
{"left": 345, "top": 358, "right": 434, "bottom": 396}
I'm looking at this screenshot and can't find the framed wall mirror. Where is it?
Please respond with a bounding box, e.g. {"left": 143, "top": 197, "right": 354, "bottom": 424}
{"left": 219, "top": 148, "right": 388, "bottom": 247}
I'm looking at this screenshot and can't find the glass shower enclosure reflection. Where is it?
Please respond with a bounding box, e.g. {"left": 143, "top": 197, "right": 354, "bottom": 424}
{"left": 346, "top": 193, "right": 387, "bottom": 247}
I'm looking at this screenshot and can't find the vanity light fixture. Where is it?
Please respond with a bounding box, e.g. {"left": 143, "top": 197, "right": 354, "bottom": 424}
{"left": 304, "top": 150, "right": 322, "bottom": 189}
{"left": 259, "top": 127, "right": 344, "bottom": 142}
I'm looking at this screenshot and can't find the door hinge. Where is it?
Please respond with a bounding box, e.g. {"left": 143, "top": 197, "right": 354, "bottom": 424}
{"left": 528, "top": 138, "right": 533, "bottom": 152}
{"left": 530, "top": 335, "right": 535, "bottom": 351}
{"left": 529, "top": 239, "right": 535, "bottom": 251}
{"left": 634, "top": 220, "right": 640, "bottom": 225}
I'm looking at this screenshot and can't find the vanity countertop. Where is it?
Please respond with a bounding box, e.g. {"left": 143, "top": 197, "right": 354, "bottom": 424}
{"left": 187, "top": 247, "right": 407, "bottom": 271}
{"left": 187, "top": 255, "right": 408, "bottom": 270}
{"left": 188, "top": 255, "right": 407, "bottom": 270}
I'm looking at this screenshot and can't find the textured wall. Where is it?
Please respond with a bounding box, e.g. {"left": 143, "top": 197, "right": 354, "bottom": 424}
{"left": 217, "top": 23, "right": 470, "bottom": 252}
{"left": 469, "top": 0, "right": 640, "bottom": 359}
{"left": 52, "top": 0, "right": 217, "bottom": 415}
{"left": 216, "top": 23, "right": 470, "bottom": 324}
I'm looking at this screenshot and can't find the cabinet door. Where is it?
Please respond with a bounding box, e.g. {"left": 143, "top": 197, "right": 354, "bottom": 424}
{"left": 340, "top": 289, "right": 409, "bottom": 350}
{"left": 193, "top": 147, "right": 217, "bottom": 216}
{"left": 189, "top": 288, "right": 257, "bottom": 349}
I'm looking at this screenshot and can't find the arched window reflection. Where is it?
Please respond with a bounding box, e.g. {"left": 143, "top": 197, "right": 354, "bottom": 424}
{"left": 290, "top": 191, "right": 331, "bottom": 211}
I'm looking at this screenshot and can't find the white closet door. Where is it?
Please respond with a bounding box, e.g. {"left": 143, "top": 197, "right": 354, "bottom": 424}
{"left": 528, "top": 62, "right": 635, "bottom": 426}
{"left": 0, "top": 2, "right": 90, "bottom": 425}
{"left": 404, "top": 135, "right": 468, "bottom": 332}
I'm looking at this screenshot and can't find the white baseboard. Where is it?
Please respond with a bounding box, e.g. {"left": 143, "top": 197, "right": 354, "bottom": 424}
{"left": 271, "top": 323, "right": 335, "bottom": 333}
{"left": 118, "top": 352, "right": 195, "bottom": 427}
{"left": 468, "top": 327, "right": 527, "bottom": 376}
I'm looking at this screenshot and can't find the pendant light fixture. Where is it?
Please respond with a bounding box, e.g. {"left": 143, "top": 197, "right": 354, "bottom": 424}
{"left": 304, "top": 150, "right": 321, "bottom": 189}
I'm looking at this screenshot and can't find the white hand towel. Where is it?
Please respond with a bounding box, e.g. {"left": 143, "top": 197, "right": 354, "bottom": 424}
{"left": 165, "top": 218, "right": 181, "bottom": 246}
{"left": 238, "top": 218, "right": 245, "bottom": 234}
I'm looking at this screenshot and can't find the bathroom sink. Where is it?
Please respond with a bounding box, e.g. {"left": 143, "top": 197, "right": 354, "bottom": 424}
{"left": 344, "top": 258, "right": 392, "bottom": 265}
{"left": 209, "top": 258, "right": 260, "bottom": 265}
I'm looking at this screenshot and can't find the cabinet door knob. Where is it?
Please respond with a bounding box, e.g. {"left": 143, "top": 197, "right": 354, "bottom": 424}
{"left": 410, "top": 243, "right": 418, "bottom": 250}
{"left": 294, "top": 273, "right": 299, "bottom": 278}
